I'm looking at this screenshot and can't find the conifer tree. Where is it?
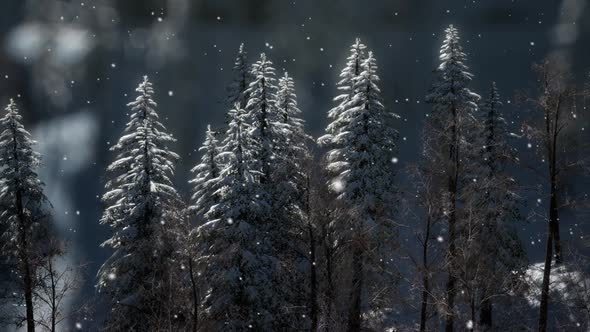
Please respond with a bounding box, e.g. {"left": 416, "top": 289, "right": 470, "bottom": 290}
{"left": 474, "top": 82, "right": 526, "bottom": 330}
{"left": 188, "top": 125, "right": 221, "bottom": 220}
{"left": 227, "top": 43, "right": 251, "bottom": 109}
{"left": 202, "top": 104, "right": 280, "bottom": 331}
{"left": 319, "top": 38, "right": 366, "bottom": 148}
{"left": 0, "top": 99, "right": 50, "bottom": 332}
{"left": 425, "top": 24, "right": 480, "bottom": 332}
{"left": 245, "top": 53, "right": 278, "bottom": 184}
{"left": 273, "top": 71, "right": 313, "bottom": 327}
{"left": 186, "top": 124, "right": 221, "bottom": 331}
{"left": 321, "top": 49, "right": 399, "bottom": 331}
{"left": 97, "top": 76, "right": 185, "bottom": 331}
{"left": 456, "top": 82, "right": 527, "bottom": 330}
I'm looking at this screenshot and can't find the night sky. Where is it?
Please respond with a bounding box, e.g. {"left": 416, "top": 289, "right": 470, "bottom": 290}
{"left": 0, "top": 0, "right": 589, "bottom": 327}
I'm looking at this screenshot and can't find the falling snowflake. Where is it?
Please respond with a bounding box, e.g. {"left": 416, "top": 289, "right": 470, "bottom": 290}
{"left": 332, "top": 179, "right": 345, "bottom": 193}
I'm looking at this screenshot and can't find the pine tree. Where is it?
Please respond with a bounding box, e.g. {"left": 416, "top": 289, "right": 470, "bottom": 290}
{"left": 457, "top": 82, "right": 527, "bottom": 330}
{"left": 227, "top": 43, "right": 251, "bottom": 109}
{"left": 188, "top": 125, "right": 221, "bottom": 220}
{"left": 319, "top": 38, "right": 366, "bottom": 148}
{"left": 186, "top": 124, "right": 221, "bottom": 331}
{"left": 424, "top": 24, "right": 480, "bottom": 332}
{"left": 0, "top": 99, "right": 50, "bottom": 332}
{"left": 202, "top": 104, "right": 280, "bottom": 331}
{"left": 97, "top": 76, "right": 185, "bottom": 331}
{"left": 321, "top": 49, "right": 399, "bottom": 331}
{"left": 245, "top": 53, "right": 277, "bottom": 184}
{"left": 273, "top": 71, "right": 313, "bottom": 328}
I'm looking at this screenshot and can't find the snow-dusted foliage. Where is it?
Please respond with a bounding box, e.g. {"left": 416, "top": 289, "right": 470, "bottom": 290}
{"left": 245, "top": 53, "right": 278, "bottom": 184}
{"left": 188, "top": 125, "right": 220, "bottom": 220}
{"left": 319, "top": 38, "right": 366, "bottom": 148}
{"left": 424, "top": 24, "right": 481, "bottom": 331}
{"left": 320, "top": 46, "right": 399, "bottom": 329}
{"left": 201, "top": 103, "right": 281, "bottom": 331}
{"left": 227, "top": 43, "right": 251, "bottom": 109}
{"left": 0, "top": 99, "right": 50, "bottom": 330}
{"left": 97, "top": 76, "right": 185, "bottom": 331}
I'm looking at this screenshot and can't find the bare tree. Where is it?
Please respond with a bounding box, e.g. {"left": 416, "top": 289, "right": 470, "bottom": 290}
{"left": 521, "top": 59, "right": 589, "bottom": 331}
{"left": 34, "top": 240, "right": 84, "bottom": 332}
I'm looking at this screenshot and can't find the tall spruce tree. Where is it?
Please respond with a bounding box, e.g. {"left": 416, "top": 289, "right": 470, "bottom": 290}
{"left": 473, "top": 82, "right": 526, "bottom": 330}
{"left": 227, "top": 43, "right": 251, "bottom": 109}
{"left": 0, "top": 100, "right": 50, "bottom": 332}
{"left": 425, "top": 24, "right": 480, "bottom": 332}
{"left": 186, "top": 124, "right": 221, "bottom": 331}
{"left": 245, "top": 53, "right": 278, "bottom": 185}
{"left": 320, "top": 49, "right": 398, "bottom": 331}
{"left": 188, "top": 125, "right": 221, "bottom": 220}
{"left": 202, "top": 104, "right": 281, "bottom": 331}
{"left": 273, "top": 71, "right": 313, "bottom": 328}
{"left": 319, "top": 38, "right": 366, "bottom": 148}
{"left": 97, "top": 76, "right": 185, "bottom": 331}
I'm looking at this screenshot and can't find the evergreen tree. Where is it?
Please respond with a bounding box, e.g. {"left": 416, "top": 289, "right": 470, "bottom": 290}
{"left": 97, "top": 76, "right": 185, "bottom": 331}
{"left": 202, "top": 104, "right": 280, "bottom": 331}
{"left": 0, "top": 99, "right": 50, "bottom": 332}
{"left": 456, "top": 82, "right": 527, "bottom": 330}
{"left": 245, "top": 53, "right": 278, "bottom": 184}
{"left": 186, "top": 124, "right": 221, "bottom": 331}
{"left": 188, "top": 125, "right": 221, "bottom": 220}
{"left": 319, "top": 38, "right": 366, "bottom": 148}
{"left": 227, "top": 43, "right": 251, "bottom": 109}
{"left": 273, "top": 71, "right": 313, "bottom": 328}
{"left": 474, "top": 82, "right": 526, "bottom": 330}
{"left": 321, "top": 49, "right": 399, "bottom": 331}
{"left": 424, "top": 24, "right": 480, "bottom": 332}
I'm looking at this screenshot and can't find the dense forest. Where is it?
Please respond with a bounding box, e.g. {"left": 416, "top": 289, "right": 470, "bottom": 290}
{"left": 1, "top": 24, "right": 590, "bottom": 331}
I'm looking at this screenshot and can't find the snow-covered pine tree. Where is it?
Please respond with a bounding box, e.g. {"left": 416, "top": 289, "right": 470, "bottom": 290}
{"left": 97, "top": 76, "right": 186, "bottom": 331}
{"left": 0, "top": 99, "right": 50, "bottom": 332}
{"left": 188, "top": 124, "right": 221, "bottom": 220}
{"left": 202, "top": 103, "right": 280, "bottom": 331}
{"left": 319, "top": 38, "right": 366, "bottom": 148}
{"left": 245, "top": 53, "right": 278, "bottom": 185}
{"left": 425, "top": 24, "right": 481, "bottom": 332}
{"left": 321, "top": 50, "right": 399, "bottom": 331}
{"left": 185, "top": 124, "right": 221, "bottom": 331}
{"left": 227, "top": 43, "right": 251, "bottom": 109}
{"left": 273, "top": 71, "right": 313, "bottom": 327}
{"left": 471, "top": 82, "right": 526, "bottom": 330}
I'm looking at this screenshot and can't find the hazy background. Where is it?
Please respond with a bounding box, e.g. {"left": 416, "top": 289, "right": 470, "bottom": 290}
{"left": 1, "top": 0, "right": 589, "bottom": 329}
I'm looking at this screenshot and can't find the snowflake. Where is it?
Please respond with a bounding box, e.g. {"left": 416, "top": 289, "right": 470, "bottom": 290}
{"left": 332, "top": 179, "right": 345, "bottom": 193}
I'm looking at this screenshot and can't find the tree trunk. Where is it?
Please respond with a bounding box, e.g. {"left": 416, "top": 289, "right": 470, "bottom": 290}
{"left": 308, "top": 223, "right": 318, "bottom": 331}
{"left": 188, "top": 258, "right": 199, "bottom": 332}
{"left": 444, "top": 161, "right": 458, "bottom": 332}
{"left": 538, "top": 226, "right": 553, "bottom": 332}
{"left": 419, "top": 215, "right": 432, "bottom": 332}
{"left": 347, "top": 245, "right": 363, "bottom": 332}
{"left": 480, "top": 295, "right": 492, "bottom": 330}
{"left": 419, "top": 278, "right": 429, "bottom": 332}
{"left": 539, "top": 169, "right": 559, "bottom": 332}
{"left": 22, "top": 257, "right": 35, "bottom": 332}
{"left": 444, "top": 98, "right": 460, "bottom": 332}
{"left": 50, "top": 258, "right": 57, "bottom": 332}
{"left": 539, "top": 94, "right": 561, "bottom": 331}
{"left": 322, "top": 222, "right": 336, "bottom": 331}
{"left": 16, "top": 188, "right": 35, "bottom": 332}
